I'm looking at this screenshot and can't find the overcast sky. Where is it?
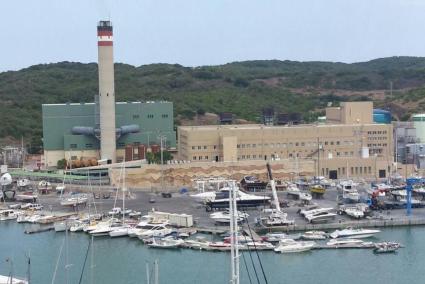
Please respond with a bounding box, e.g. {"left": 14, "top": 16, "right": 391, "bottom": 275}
{"left": 1, "top": 0, "right": 425, "bottom": 72}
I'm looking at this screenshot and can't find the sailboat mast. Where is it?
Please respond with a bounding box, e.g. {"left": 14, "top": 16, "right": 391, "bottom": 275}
{"left": 229, "top": 180, "right": 240, "bottom": 284}
{"left": 122, "top": 159, "right": 126, "bottom": 224}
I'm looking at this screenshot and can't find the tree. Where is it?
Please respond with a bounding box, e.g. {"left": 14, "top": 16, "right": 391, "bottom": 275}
{"left": 146, "top": 151, "right": 173, "bottom": 164}
{"left": 57, "top": 158, "right": 67, "bottom": 169}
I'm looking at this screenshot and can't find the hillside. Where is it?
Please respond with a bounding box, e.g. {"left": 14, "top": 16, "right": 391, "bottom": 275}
{"left": 2, "top": 56, "right": 425, "bottom": 152}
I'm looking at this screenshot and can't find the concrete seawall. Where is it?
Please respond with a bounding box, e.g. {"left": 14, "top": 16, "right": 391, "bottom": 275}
{"left": 259, "top": 217, "right": 425, "bottom": 233}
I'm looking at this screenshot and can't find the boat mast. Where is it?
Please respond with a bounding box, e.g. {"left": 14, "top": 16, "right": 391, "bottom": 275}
{"left": 27, "top": 253, "right": 31, "bottom": 284}
{"left": 90, "top": 236, "right": 94, "bottom": 284}
{"left": 229, "top": 180, "right": 239, "bottom": 284}
{"left": 122, "top": 158, "right": 126, "bottom": 225}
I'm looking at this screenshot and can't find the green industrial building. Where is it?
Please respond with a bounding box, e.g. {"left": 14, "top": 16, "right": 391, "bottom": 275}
{"left": 42, "top": 101, "right": 176, "bottom": 167}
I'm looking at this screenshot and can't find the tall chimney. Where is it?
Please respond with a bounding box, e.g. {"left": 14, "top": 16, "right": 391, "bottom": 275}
{"left": 97, "top": 21, "right": 116, "bottom": 163}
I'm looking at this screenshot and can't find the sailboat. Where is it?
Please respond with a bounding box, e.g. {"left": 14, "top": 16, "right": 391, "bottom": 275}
{"left": 109, "top": 160, "right": 133, "bottom": 237}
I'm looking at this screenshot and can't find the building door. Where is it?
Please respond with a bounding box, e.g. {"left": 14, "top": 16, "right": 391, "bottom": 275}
{"left": 329, "top": 170, "right": 338, "bottom": 180}
{"left": 215, "top": 156, "right": 219, "bottom": 162}
{"left": 379, "top": 170, "right": 386, "bottom": 178}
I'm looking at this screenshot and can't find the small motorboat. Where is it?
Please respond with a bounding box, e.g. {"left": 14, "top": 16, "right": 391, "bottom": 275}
{"left": 326, "top": 239, "right": 373, "bottom": 248}
{"left": 147, "top": 237, "right": 184, "bottom": 249}
{"left": 274, "top": 239, "right": 316, "bottom": 253}
{"left": 0, "top": 210, "right": 20, "bottom": 221}
{"left": 301, "top": 231, "right": 327, "bottom": 240}
{"left": 373, "top": 242, "right": 401, "bottom": 254}
{"left": 330, "top": 227, "right": 380, "bottom": 239}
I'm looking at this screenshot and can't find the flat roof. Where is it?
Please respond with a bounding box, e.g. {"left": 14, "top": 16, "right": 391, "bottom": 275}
{"left": 42, "top": 101, "right": 171, "bottom": 106}
{"left": 179, "top": 123, "right": 388, "bottom": 131}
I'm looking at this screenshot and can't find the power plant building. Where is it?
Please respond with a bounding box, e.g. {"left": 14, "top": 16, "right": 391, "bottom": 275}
{"left": 178, "top": 102, "right": 395, "bottom": 179}
{"left": 42, "top": 101, "right": 176, "bottom": 167}
{"left": 42, "top": 21, "right": 176, "bottom": 167}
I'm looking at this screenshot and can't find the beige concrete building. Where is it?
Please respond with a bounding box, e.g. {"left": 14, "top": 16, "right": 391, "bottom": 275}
{"left": 178, "top": 102, "right": 395, "bottom": 179}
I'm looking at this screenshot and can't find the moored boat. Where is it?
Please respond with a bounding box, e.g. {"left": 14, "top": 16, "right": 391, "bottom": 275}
{"left": 274, "top": 239, "right": 316, "bottom": 253}
{"left": 330, "top": 227, "right": 380, "bottom": 239}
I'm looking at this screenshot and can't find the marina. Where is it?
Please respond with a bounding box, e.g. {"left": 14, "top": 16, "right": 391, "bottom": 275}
{"left": 3, "top": 2, "right": 425, "bottom": 283}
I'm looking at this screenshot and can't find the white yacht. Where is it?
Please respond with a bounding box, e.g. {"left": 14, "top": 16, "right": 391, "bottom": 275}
{"left": 326, "top": 238, "right": 373, "bottom": 248}
{"left": 60, "top": 194, "right": 88, "bottom": 206}
{"left": 300, "top": 207, "right": 333, "bottom": 217}
{"left": 109, "top": 224, "right": 133, "bottom": 238}
{"left": 89, "top": 223, "right": 122, "bottom": 237}
{"left": 204, "top": 186, "right": 271, "bottom": 209}
{"left": 344, "top": 207, "right": 364, "bottom": 219}
{"left": 136, "top": 225, "right": 173, "bottom": 239}
{"left": 70, "top": 221, "right": 86, "bottom": 232}
{"left": 330, "top": 227, "right": 380, "bottom": 239}
{"left": 301, "top": 231, "right": 327, "bottom": 240}
{"left": 0, "top": 209, "right": 19, "bottom": 221}
{"left": 274, "top": 239, "right": 316, "bottom": 253}
{"left": 147, "top": 237, "right": 184, "bottom": 249}
{"left": 305, "top": 211, "right": 337, "bottom": 223}
{"left": 209, "top": 210, "right": 248, "bottom": 224}
{"left": 0, "top": 275, "right": 28, "bottom": 284}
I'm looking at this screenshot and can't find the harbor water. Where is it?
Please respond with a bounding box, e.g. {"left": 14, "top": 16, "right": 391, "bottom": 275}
{"left": 1, "top": 221, "right": 424, "bottom": 284}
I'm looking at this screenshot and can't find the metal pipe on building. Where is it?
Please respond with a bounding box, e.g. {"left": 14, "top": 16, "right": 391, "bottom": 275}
{"left": 97, "top": 20, "right": 116, "bottom": 163}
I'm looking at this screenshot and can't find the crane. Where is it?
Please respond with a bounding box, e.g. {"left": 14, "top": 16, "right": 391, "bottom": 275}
{"left": 405, "top": 177, "right": 425, "bottom": 215}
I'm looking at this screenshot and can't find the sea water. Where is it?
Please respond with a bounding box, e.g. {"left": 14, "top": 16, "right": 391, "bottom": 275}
{"left": 0, "top": 221, "right": 423, "bottom": 284}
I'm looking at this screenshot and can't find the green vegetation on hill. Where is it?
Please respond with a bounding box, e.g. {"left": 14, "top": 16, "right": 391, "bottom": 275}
{"left": 2, "top": 56, "right": 425, "bottom": 153}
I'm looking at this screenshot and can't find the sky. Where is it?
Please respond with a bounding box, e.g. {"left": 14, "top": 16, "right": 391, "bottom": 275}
{"left": 1, "top": 0, "right": 425, "bottom": 72}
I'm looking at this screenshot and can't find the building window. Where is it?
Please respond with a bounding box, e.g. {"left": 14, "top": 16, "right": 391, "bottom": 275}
{"left": 205, "top": 156, "right": 208, "bottom": 160}
{"left": 237, "top": 144, "right": 240, "bottom": 148}
{"left": 295, "top": 142, "right": 299, "bottom": 146}
{"left": 203, "top": 146, "right": 207, "bottom": 149}
{"left": 198, "top": 146, "right": 201, "bottom": 150}
{"left": 242, "top": 144, "right": 245, "bottom": 148}
{"left": 85, "top": 143, "right": 93, "bottom": 148}
{"left": 193, "top": 156, "right": 197, "bottom": 160}
{"left": 118, "top": 142, "right": 125, "bottom": 147}
{"left": 351, "top": 167, "right": 354, "bottom": 175}
{"left": 242, "top": 155, "right": 245, "bottom": 159}
{"left": 301, "top": 142, "right": 305, "bottom": 146}
{"left": 133, "top": 114, "right": 140, "bottom": 119}
{"left": 252, "top": 144, "right": 256, "bottom": 148}
{"left": 198, "top": 156, "right": 202, "bottom": 160}
{"left": 214, "top": 145, "right": 217, "bottom": 149}
{"left": 147, "top": 114, "right": 154, "bottom": 118}
{"left": 70, "top": 144, "right": 77, "bottom": 149}
{"left": 368, "top": 167, "right": 372, "bottom": 174}
{"left": 253, "top": 155, "right": 257, "bottom": 159}
{"left": 192, "top": 146, "right": 195, "bottom": 150}
{"left": 162, "top": 114, "right": 168, "bottom": 118}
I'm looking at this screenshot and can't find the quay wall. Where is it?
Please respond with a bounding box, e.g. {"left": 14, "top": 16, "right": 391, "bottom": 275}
{"left": 109, "top": 159, "right": 315, "bottom": 190}
{"left": 259, "top": 217, "right": 425, "bottom": 233}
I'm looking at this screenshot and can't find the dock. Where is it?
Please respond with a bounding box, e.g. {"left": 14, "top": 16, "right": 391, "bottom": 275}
{"left": 194, "top": 226, "right": 227, "bottom": 235}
